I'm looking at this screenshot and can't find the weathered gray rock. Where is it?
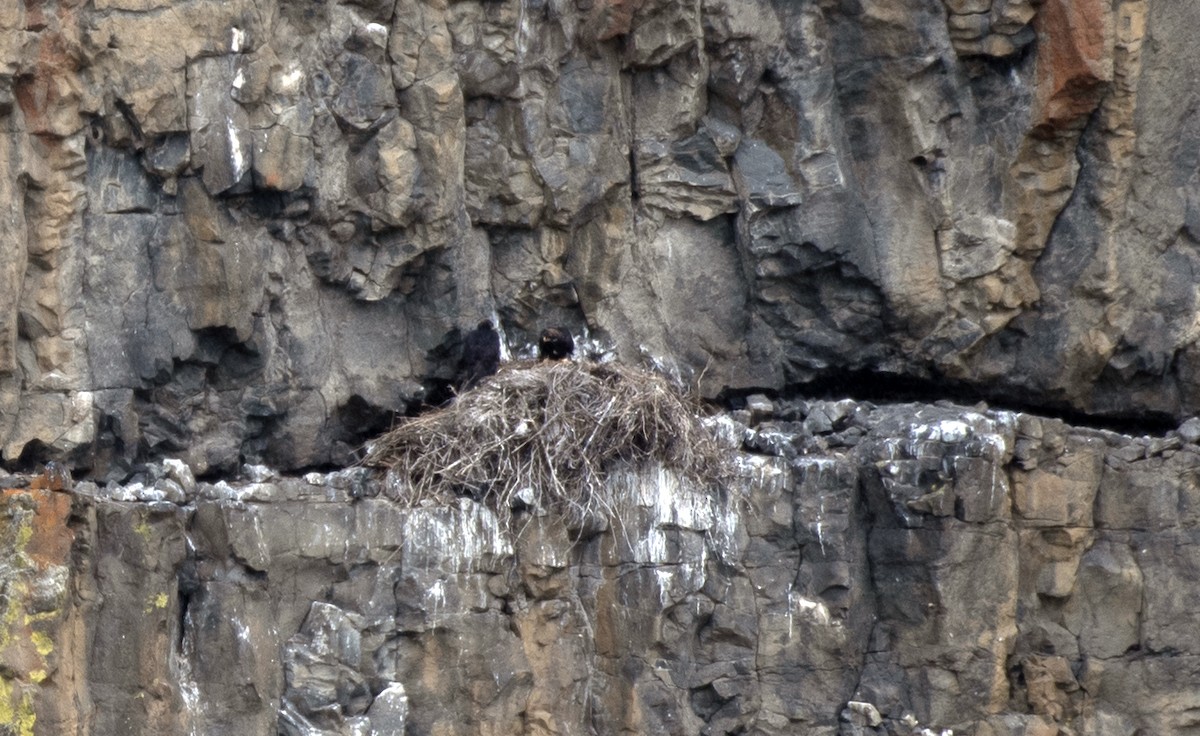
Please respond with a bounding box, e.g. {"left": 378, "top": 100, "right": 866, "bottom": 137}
{"left": 6, "top": 10, "right": 1200, "bottom": 733}
{"left": 1178, "top": 417, "right": 1200, "bottom": 443}
{"left": 365, "top": 683, "right": 408, "bottom": 736}
{"left": 4, "top": 402, "right": 1199, "bottom": 734}
{"left": 634, "top": 129, "right": 738, "bottom": 220}
{"left": 281, "top": 602, "right": 371, "bottom": 731}
{"left": 3, "top": 0, "right": 1198, "bottom": 472}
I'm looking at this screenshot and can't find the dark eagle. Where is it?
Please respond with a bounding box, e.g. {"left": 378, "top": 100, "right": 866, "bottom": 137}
{"left": 538, "top": 327, "right": 574, "bottom": 361}
{"left": 460, "top": 320, "right": 500, "bottom": 388}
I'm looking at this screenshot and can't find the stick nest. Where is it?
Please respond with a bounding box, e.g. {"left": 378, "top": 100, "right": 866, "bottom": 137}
{"left": 362, "top": 361, "right": 731, "bottom": 525}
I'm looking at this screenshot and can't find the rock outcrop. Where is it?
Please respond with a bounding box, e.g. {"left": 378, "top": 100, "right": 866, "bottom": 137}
{"left": 2, "top": 400, "right": 1199, "bottom": 734}
{"left": 1, "top": 0, "right": 1198, "bottom": 473}
{"left": 5, "top": 2, "right": 1200, "bottom": 733}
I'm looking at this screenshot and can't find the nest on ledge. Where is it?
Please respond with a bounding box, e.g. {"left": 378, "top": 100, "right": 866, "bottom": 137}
{"left": 362, "top": 360, "right": 732, "bottom": 527}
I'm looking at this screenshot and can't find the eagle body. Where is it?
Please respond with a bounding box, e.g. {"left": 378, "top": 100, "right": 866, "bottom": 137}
{"left": 460, "top": 320, "right": 500, "bottom": 388}
{"left": 538, "top": 327, "right": 574, "bottom": 361}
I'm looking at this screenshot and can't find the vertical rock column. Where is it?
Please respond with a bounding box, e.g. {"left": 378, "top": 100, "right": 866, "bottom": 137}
{"left": 0, "top": 2, "right": 29, "bottom": 382}
{"left": 1, "top": 0, "right": 95, "bottom": 465}
{"left": 857, "top": 410, "right": 1020, "bottom": 728}
{"left": 0, "top": 474, "right": 77, "bottom": 735}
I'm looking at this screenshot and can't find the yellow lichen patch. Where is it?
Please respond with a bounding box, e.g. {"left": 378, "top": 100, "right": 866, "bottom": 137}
{"left": 0, "top": 491, "right": 67, "bottom": 736}
{"left": 0, "top": 677, "right": 37, "bottom": 736}
{"left": 18, "top": 700, "right": 33, "bottom": 736}
{"left": 30, "top": 631, "right": 52, "bottom": 658}
{"left": 134, "top": 519, "right": 153, "bottom": 542}
{"left": 145, "top": 591, "right": 170, "bottom": 614}
{"left": 0, "top": 678, "right": 14, "bottom": 724}
{"left": 0, "top": 581, "right": 27, "bottom": 649}
{"left": 15, "top": 521, "right": 33, "bottom": 554}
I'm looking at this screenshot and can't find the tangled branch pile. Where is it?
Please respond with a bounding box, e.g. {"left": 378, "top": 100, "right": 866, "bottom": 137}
{"left": 363, "top": 361, "right": 731, "bottom": 525}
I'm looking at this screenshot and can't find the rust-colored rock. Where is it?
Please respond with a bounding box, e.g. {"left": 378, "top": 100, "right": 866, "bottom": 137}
{"left": 0, "top": 487, "right": 76, "bottom": 735}
{"left": 5, "top": 487, "right": 73, "bottom": 565}
{"left": 1032, "top": 0, "right": 1112, "bottom": 132}
{"left": 15, "top": 21, "right": 82, "bottom": 138}
{"left": 589, "top": 0, "right": 646, "bottom": 41}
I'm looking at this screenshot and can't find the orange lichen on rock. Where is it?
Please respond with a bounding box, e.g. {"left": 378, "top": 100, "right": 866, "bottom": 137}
{"left": 2, "top": 487, "right": 73, "bottom": 567}
{"left": 0, "top": 484, "right": 75, "bottom": 736}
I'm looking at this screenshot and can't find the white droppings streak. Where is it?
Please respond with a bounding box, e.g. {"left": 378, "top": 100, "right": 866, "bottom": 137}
{"left": 708, "top": 495, "right": 742, "bottom": 565}
{"left": 278, "top": 65, "right": 304, "bottom": 94}
{"left": 176, "top": 650, "right": 201, "bottom": 736}
{"left": 607, "top": 464, "right": 745, "bottom": 568}
{"left": 915, "top": 420, "right": 971, "bottom": 443}
{"left": 232, "top": 68, "right": 245, "bottom": 90}
{"left": 211, "top": 480, "right": 250, "bottom": 501}
{"left": 227, "top": 116, "right": 246, "bottom": 179}
{"left": 792, "top": 594, "right": 833, "bottom": 627}
{"left": 795, "top": 457, "right": 837, "bottom": 555}
{"left": 231, "top": 27, "right": 245, "bottom": 52}
{"left": 655, "top": 568, "right": 673, "bottom": 608}
{"left": 233, "top": 619, "right": 252, "bottom": 647}
{"left": 734, "top": 455, "right": 789, "bottom": 496}
{"left": 428, "top": 578, "right": 446, "bottom": 618}
{"left": 786, "top": 583, "right": 794, "bottom": 640}
{"left": 797, "top": 456, "right": 837, "bottom": 477}
{"left": 402, "top": 500, "right": 513, "bottom": 574}
{"left": 516, "top": 0, "right": 534, "bottom": 61}
{"left": 940, "top": 420, "right": 969, "bottom": 441}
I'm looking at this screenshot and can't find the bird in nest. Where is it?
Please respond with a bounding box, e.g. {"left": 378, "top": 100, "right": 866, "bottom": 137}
{"left": 538, "top": 327, "right": 575, "bottom": 361}
{"left": 459, "top": 320, "right": 501, "bottom": 388}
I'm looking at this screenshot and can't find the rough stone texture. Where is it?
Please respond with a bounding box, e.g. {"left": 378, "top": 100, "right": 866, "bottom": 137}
{"left": 3, "top": 0, "right": 1200, "bottom": 473}
{"left": 6, "top": 4, "right": 1200, "bottom": 730}
{"left": 3, "top": 402, "right": 1200, "bottom": 734}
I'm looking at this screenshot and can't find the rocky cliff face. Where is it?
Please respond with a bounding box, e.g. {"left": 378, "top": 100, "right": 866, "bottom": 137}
{"left": 2, "top": 0, "right": 1198, "bottom": 473}
{"left": 4, "top": 400, "right": 1200, "bottom": 735}
{"left": 3, "top": 1, "right": 1200, "bottom": 734}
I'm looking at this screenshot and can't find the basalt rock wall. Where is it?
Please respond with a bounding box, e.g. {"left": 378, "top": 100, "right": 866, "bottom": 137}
{"left": 5, "top": 2, "right": 1200, "bottom": 735}
{"left": 3, "top": 400, "right": 1200, "bottom": 735}
{"left": 2, "top": 0, "right": 1199, "bottom": 475}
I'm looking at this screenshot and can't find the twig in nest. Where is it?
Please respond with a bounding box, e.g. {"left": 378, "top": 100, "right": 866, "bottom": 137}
{"left": 361, "top": 360, "right": 731, "bottom": 528}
